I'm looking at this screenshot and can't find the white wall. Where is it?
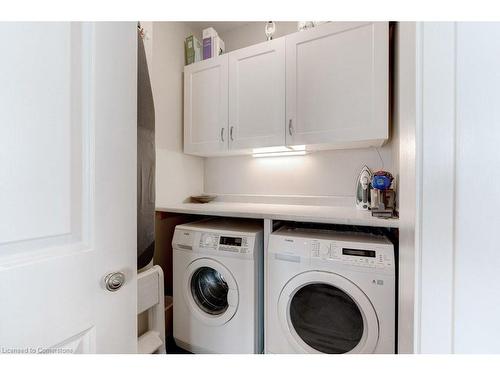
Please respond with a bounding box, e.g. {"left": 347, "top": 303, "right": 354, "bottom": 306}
{"left": 417, "top": 22, "right": 500, "bottom": 354}
{"left": 149, "top": 21, "right": 398, "bottom": 205}
{"left": 204, "top": 147, "right": 393, "bottom": 199}
{"left": 219, "top": 22, "right": 298, "bottom": 52}
{"left": 147, "top": 22, "right": 205, "bottom": 205}
{"left": 204, "top": 22, "right": 397, "bottom": 203}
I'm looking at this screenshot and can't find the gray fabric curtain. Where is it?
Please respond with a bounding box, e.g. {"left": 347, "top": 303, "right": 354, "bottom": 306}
{"left": 137, "top": 25, "right": 156, "bottom": 269}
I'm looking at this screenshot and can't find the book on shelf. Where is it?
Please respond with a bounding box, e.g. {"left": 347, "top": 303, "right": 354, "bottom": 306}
{"left": 202, "top": 27, "right": 224, "bottom": 60}
{"left": 184, "top": 35, "right": 201, "bottom": 65}
{"left": 202, "top": 36, "right": 212, "bottom": 60}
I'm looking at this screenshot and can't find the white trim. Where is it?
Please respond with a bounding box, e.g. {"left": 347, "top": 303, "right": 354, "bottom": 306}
{"left": 395, "top": 21, "right": 420, "bottom": 354}
{"left": 263, "top": 218, "right": 272, "bottom": 352}
{"left": 414, "top": 21, "right": 423, "bottom": 354}
{"left": 415, "top": 22, "right": 457, "bottom": 354}
{"left": 450, "top": 22, "right": 458, "bottom": 354}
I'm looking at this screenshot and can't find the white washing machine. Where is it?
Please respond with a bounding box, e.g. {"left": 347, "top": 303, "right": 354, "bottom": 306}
{"left": 266, "top": 227, "right": 395, "bottom": 354}
{"left": 172, "top": 218, "right": 263, "bottom": 353}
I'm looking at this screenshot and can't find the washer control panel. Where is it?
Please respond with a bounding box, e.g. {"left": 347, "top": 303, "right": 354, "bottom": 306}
{"left": 199, "top": 232, "right": 252, "bottom": 254}
{"left": 172, "top": 219, "right": 262, "bottom": 259}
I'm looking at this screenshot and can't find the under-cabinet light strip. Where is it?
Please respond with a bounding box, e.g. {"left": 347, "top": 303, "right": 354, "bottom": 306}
{"left": 252, "top": 150, "right": 307, "bottom": 158}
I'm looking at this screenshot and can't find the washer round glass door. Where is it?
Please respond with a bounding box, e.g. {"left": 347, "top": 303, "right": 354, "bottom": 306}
{"left": 191, "top": 266, "right": 229, "bottom": 315}
{"left": 278, "top": 271, "right": 379, "bottom": 354}
{"left": 184, "top": 258, "right": 239, "bottom": 326}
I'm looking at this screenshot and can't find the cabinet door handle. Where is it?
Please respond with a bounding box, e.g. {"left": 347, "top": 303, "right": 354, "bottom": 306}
{"left": 221, "top": 127, "right": 225, "bottom": 142}
{"left": 288, "top": 119, "right": 293, "bottom": 136}
{"left": 230, "top": 126, "right": 234, "bottom": 141}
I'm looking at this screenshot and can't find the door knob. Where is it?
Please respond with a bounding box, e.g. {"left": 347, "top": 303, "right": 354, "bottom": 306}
{"left": 104, "top": 272, "right": 125, "bottom": 292}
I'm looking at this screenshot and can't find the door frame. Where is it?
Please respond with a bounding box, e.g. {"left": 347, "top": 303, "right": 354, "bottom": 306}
{"left": 394, "top": 21, "right": 420, "bottom": 354}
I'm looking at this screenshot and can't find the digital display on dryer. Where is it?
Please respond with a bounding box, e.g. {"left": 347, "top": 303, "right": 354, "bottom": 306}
{"left": 342, "top": 248, "right": 376, "bottom": 257}
{"left": 219, "top": 236, "right": 242, "bottom": 246}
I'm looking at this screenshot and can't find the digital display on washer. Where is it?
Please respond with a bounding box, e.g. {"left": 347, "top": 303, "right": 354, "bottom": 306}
{"left": 219, "top": 236, "right": 242, "bottom": 246}
{"left": 342, "top": 248, "right": 376, "bottom": 258}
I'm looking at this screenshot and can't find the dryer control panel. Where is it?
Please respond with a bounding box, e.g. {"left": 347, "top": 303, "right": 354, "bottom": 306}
{"left": 269, "top": 227, "right": 395, "bottom": 272}
{"left": 308, "top": 240, "right": 393, "bottom": 269}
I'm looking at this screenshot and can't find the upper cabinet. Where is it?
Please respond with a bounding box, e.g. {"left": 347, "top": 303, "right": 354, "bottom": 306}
{"left": 286, "top": 22, "right": 388, "bottom": 149}
{"left": 184, "top": 55, "right": 228, "bottom": 156}
{"left": 183, "top": 22, "right": 389, "bottom": 157}
{"left": 228, "top": 38, "right": 286, "bottom": 151}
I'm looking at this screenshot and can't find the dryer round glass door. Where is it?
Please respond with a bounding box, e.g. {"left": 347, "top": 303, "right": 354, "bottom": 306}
{"left": 191, "top": 266, "right": 229, "bottom": 315}
{"left": 184, "top": 258, "right": 239, "bottom": 326}
{"left": 289, "top": 283, "right": 363, "bottom": 353}
{"left": 278, "top": 271, "right": 379, "bottom": 354}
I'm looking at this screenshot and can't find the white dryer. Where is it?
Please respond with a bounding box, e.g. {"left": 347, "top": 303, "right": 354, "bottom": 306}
{"left": 266, "top": 227, "right": 395, "bottom": 354}
{"left": 172, "top": 218, "right": 263, "bottom": 353}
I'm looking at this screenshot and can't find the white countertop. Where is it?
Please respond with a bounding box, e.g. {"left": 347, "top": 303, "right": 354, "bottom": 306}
{"left": 156, "top": 202, "right": 399, "bottom": 228}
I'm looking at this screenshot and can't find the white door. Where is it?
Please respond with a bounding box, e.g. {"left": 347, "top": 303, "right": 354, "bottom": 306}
{"left": 417, "top": 22, "right": 500, "bottom": 354}
{"left": 286, "top": 22, "right": 388, "bottom": 149}
{"left": 228, "top": 39, "right": 285, "bottom": 151}
{"left": 184, "top": 55, "right": 228, "bottom": 156}
{"left": 0, "top": 22, "right": 137, "bottom": 354}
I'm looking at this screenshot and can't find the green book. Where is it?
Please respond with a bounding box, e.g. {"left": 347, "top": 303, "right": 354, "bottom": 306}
{"left": 185, "top": 35, "right": 201, "bottom": 65}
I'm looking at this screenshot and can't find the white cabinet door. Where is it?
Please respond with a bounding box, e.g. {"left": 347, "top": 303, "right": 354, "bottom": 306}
{"left": 184, "top": 55, "right": 228, "bottom": 156}
{"left": 0, "top": 22, "right": 137, "bottom": 353}
{"left": 228, "top": 39, "right": 285, "bottom": 151}
{"left": 286, "top": 22, "right": 388, "bottom": 149}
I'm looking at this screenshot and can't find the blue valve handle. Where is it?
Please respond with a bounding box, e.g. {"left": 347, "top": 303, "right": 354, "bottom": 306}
{"left": 371, "top": 175, "right": 392, "bottom": 190}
